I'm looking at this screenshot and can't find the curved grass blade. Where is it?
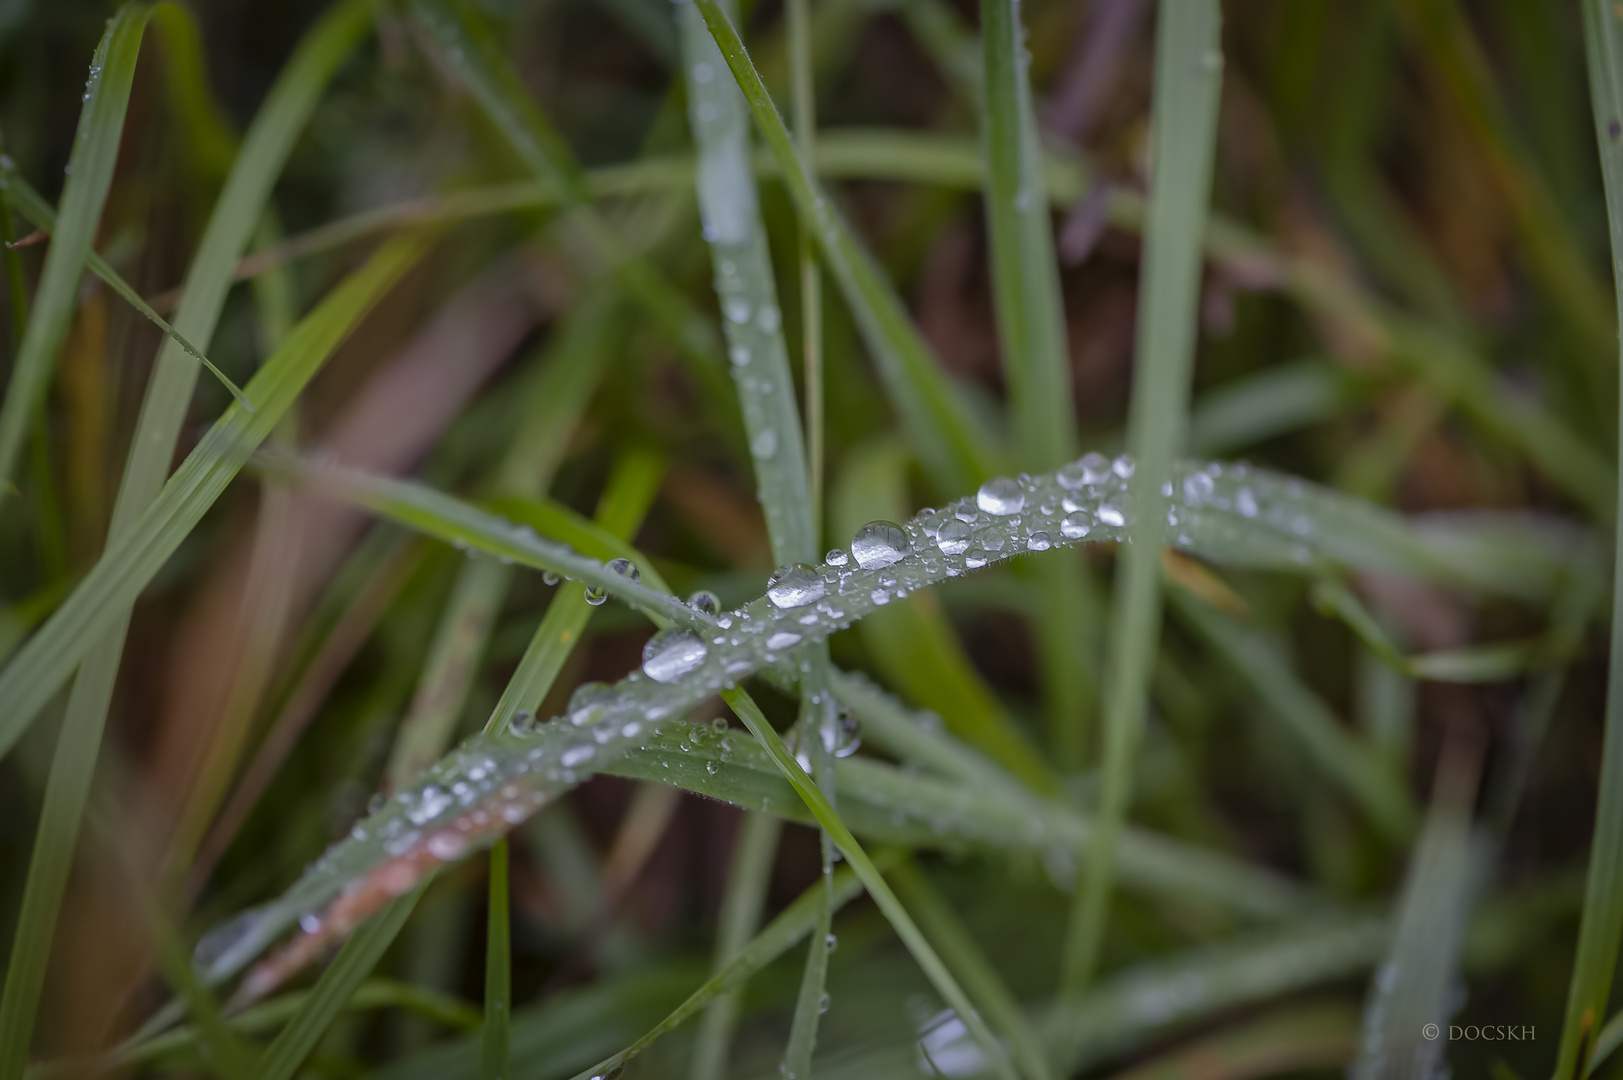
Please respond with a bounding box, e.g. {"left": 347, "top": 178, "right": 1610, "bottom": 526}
{"left": 0, "top": 235, "right": 423, "bottom": 763}
{"left": 1061, "top": 0, "right": 1223, "bottom": 1008}
{"left": 481, "top": 840, "right": 511, "bottom": 1080}
{"left": 1555, "top": 2, "right": 1623, "bottom": 1072}
{"left": 0, "top": 166, "right": 252, "bottom": 409}
{"left": 695, "top": 0, "right": 1001, "bottom": 496}
{"left": 0, "top": 3, "right": 151, "bottom": 513}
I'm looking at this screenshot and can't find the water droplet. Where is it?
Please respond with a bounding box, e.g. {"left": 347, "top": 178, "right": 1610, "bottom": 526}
{"left": 851, "top": 521, "right": 907, "bottom": 569}
{"left": 1056, "top": 460, "right": 1087, "bottom": 489}
{"left": 834, "top": 710, "right": 861, "bottom": 757}
{"left": 1080, "top": 452, "right": 1112, "bottom": 484}
{"left": 543, "top": 570, "right": 560, "bottom": 585}
{"left": 819, "top": 991, "right": 832, "bottom": 1013}
{"left": 1060, "top": 513, "right": 1091, "bottom": 539}
{"left": 427, "top": 831, "right": 467, "bottom": 860}
{"left": 691, "top": 60, "right": 714, "bottom": 83}
{"left": 1112, "top": 455, "right": 1135, "bottom": 479}
{"left": 767, "top": 564, "right": 826, "bottom": 608}
{"left": 729, "top": 344, "right": 751, "bottom": 367}
{"left": 758, "top": 305, "right": 781, "bottom": 333}
{"left": 1183, "top": 472, "right": 1214, "bottom": 502}
{"left": 825, "top": 548, "right": 849, "bottom": 567}
{"left": 964, "top": 547, "right": 988, "bottom": 569}
{"left": 567, "top": 682, "right": 613, "bottom": 725}
{"left": 766, "top": 630, "right": 803, "bottom": 649}
{"left": 1026, "top": 531, "right": 1052, "bottom": 551}
{"left": 508, "top": 709, "right": 537, "bottom": 735}
{"left": 1098, "top": 494, "right": 1131, "bottom": 528}
{"left": 974, "top": 525, "right": 1007, "bottom": 552}
{"left": 751, "top": 429, "right": 778, "bottom": 459}
{"left": 688, "top": 589, "right": 721, "bottom": 615}
{"left": 1236, "top": 487, "right": 1259, "bottom": 518}
{"left": 826, "top": 932, "right": 838, "bottom": 953}
{"left": 642, "top": 629, "right": 709, "bottom": 683}
{"left": 976, "top": 476, "right": 1025, "bottom": 515}
{"left": 561, "top": 744, "right": 595, "bottom": 768}
{"left": 725, "top": 298, "right": 751, "bottom": 324}
{"left": 955, "top": 503, "right": 979, "bottom": 524}
{"left": 936, "top": 518, "right": 970, "bottom": 554}
{"left": 870, "top": 587, "right": 891, "bottom": 605}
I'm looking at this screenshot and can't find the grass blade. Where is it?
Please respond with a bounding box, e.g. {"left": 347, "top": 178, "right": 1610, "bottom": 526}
{"left": 0, "top": 235, "right": 423, "bottom": 763}
{"left": 1555, "top": 2, "right": 1623, "bottom": 1072}
{"left": 481, "top": 840, "right": 511, "bottom": 1080}
{"left": 0, "top": 4, "right": 150, "bottom": 512}
{"left": 788, "top": 0, "right": 824, "bottom": 537}
{"left": 695, "top": 0, "right": 1001, "bottom": 495}
{"left": 1061, "top": 0, "right": 1223, "bottom": 1008}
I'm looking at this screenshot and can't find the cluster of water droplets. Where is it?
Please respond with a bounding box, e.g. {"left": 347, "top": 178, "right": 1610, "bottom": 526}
{"left": 196, "top": 453, "right": 1347, "bottom": 984}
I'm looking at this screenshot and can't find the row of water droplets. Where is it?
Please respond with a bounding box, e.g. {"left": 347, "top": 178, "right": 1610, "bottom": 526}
{"left": 195, "top": 454, "right": 1324, "bottom": 982}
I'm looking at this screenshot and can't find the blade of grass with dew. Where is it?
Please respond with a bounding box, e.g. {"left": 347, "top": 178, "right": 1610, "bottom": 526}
{"left": 1, "top": 166, "right": 253, "bottom": 408}
{"left": 0, "top": 7, "right": 378, "bottom": 1066}
{"left": 1061, "top": 0, "right": 1223, "bottom": 1012}
{"left": 0, "top": 3, "right": 150, "bottom": 513}
{"left": 481, "top": 839, "right": 510, "bottom": 1080}
{"left": 677, "top": 7, "right": 841, "bottom": 1067}
{"left": 0, "top": 234, "right": 421, "bottom": 762}
{"left": 888, "top": 856, "right": 1053, "bottom": 1080}
{"left": 1557, "top": 2, "right": 1623, "bottom": 1073}
{"left": 696, "top": 0, "right": 1001, "bottom": 496}
{"left": 979, "top": 0, "right": 1094, "bottom": 768}
{"left": 1173, "top": 591, "right": 1418, "bottom": 843}
{"left": 717, "top": 686, "right": 1021, "bottom": 1080}
{"left": 235, "top": 456, "right": 662, "bottom": 1073}
{"left": 1349, "top": 746, "right": 1484, "bottom": 1080}
{"left": 407, "top": 0, "right": 740, "bottom": 444}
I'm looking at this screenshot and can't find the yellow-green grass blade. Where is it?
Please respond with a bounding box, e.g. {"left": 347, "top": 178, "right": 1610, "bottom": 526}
{"left": 0, "top": 3, "right": 151, "bottom": 512}
{"left": 695, "top": 0, "right": 1000, "bottom": 497}
{"left": 889, "top": 856, "right": 1053, "bottom": 1080}
{"left": 717, "top": 687, "right": 1021, "bottom": 1080}
{"left": 788, "top": 0, "right": 824, "bottom": 539}
{"left": 1557, "top": 1, "right": 1623, "bottom": 1073}
{"left": 1, "top": 166, "right": 252, "bottom": 409}
{"left": 1061, "top": 0, "right": 1223, "bottom": 1012}
{"left": 0, "top": 236, "right": 422, "bottom": 763}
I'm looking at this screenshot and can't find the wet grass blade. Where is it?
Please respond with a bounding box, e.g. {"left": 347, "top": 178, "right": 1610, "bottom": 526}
{"left": 1556, "top": 2, "right": 1623, "bottom": 1072}
{"left": 481, "top": 840, "right": 511, "bottom": 1080}
{"left": 0, "top": 236, "right": 423, "bottom": 763}
{"left": 0, "top": 4, "right": 151, "bottom": 512}
{"left": 695, "top": 0, "right": 1001, "bottom": 495}
{"left": 0, "top": 166, "right": 252, "bottom": 409}
{"left": 1061, "top": 0, "right": 1223, "bottom": 1008}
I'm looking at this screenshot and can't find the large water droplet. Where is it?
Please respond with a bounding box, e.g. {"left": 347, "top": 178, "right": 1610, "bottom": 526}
{"left": 642, "top": 629, "right": 709, "bottom": 683}
{"left": 851, "top": 521, "right": 907, "bottom": 569}
{"left": 767, "top": 564, "right": 825, "bottom": 608}
{"left": 935, "top": 518, "right": 970, "bottom": 554}
{"left": 976, "top": 476, "right": 1025, "bottom": 516}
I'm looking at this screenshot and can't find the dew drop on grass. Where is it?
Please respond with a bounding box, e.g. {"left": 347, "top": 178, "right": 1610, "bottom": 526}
{"left": 642, "top": 628, "right": 709, "bottom": 683}
{"left": 1112, "top": 455, "right": 1136, "bottom": 479}
{"left": 1097, "top": 499, "right": 1128, "bottom": 528}
{"left": 1060, "top": 513, "right": 1092, "bottom": 539}
{"left": 543, "top": 570, "right": 560, "bottom": 585}
{"left": 850, "top": 521, "right": 907, "bottom": 569}
{"left": 566, "top": 682, "right": 612, "bottom": 725}
{"left": 935, "top": 518, "right": 970, "bottom": 554}
{"left": 976, "top": 476, "right": 1025, "bottom": 515}
{"left": 1056, "top": 459, "right": 1088, "bottom": 489}
{"left": 767, "top": 564, "right": 825, "bottom": 608}
{"left": 824, "top": 548, "right": 849, "bottom": 567}
{"left": 1026, "top": 531, "right": 1052, "bottom": 551}
{"left": 751, "top": 429, "right": 778, "bottom": 460}
{"left": 688, "top": 589, "right": 721, "bottom": 615}
{"left": 1183, "top": 472, "right": 1215, "bottom": 502}
{"left": 766, "top": 630, "right": 802, "bottom": 649}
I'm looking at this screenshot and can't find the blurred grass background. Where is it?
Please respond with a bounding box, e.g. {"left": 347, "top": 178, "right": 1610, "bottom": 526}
{"left": 0, "top": 0, "right": 1620, "bottom": 1076}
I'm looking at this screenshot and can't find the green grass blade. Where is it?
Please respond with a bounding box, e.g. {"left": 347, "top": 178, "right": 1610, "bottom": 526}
{"left": 1557, "top": 2, "right": 1623, "bottom": 1072}
{"left": 0, "top": 166, "right": 253, "bottom": 410}
{"left": 889, "top": 856, "right": 1053, "bottom": 1080}
{"left": 1061, "top": 0, "right": 1223, "bottom": 1007}
{"left": 0, "top": 3, "right": 151, "bottom": 512}
{"left": 0, "top": 236, "right": 423, "bottom": 763}
{"left": 788, "top": 0, "right": 824, "bottom": 539}
{"left": 977, "top": 0, "right": 1098, "bottom": 767}
{"left": 481, "top": 840, "right": 511, "bottom": 1080}
{"left": 252, "top": 885, "right": 427, "bottom": 1080}
{"left": 684, "top": 811, "right": 782, "bottom": 1080}
{"left": 695, "top": 0, "right": 1001, "bottom": 496}
{"left": 717, "top": 686, "right": 1021, "bottom": 1080}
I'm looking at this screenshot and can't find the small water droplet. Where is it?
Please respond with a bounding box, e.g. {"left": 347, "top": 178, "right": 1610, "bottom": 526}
{"left": 824, "top": 548, "right": 849, "bottom": 567}
{"left": 1026, "top": 530, "right": 1052, "bottom": 551}
{"left": 1060, "top": 513, "right": 1092, "bottom": 539}
{"left": 751, "top": 429, "right": 778, "bottom": 459}
{"left": 688, "top": 589, "right": 721, "bottom": 615}
{"left": 766, "top": 630, "right": 803, "bottom": 649}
